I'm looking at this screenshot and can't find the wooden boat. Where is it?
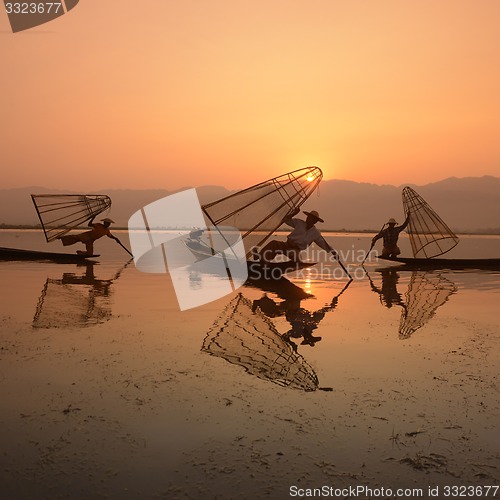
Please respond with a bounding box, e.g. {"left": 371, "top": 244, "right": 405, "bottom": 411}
{"left": 379, "top": 255, "right": 500, "bottom": 270}
{"left": 375, "top": 188, "right": 500, "bottom": 271}
{"left": 0, "top": 247, "right": 99, "bottom": 263}
{"left": 175, "top": 166, "right": 325, "bottom": 282}
{"left": 185, "top": 236, "right": 316, "bottom": 280}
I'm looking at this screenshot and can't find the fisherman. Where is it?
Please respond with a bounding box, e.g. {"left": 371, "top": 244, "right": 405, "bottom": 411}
{"left": 257, "top": 207, "right": 338, "bottom": 263}
{"left": 59, "top": 217, "right": 119, "bottom": 256}
{"left": 371, "top": 215, "right": 410, "bottom": 258}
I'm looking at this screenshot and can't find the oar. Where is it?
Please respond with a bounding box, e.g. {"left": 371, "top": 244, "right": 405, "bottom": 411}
{"left": 334, "top": 252, "right": 352, "bottom": 279}
{"left": 361, "top": 223, "right": 386, "bottom": 265}
{"left": 113, "top": 237, "right": 134, "bottom": 258}
{"left": 320, "top": 236, "right": 352, "bottom": 279}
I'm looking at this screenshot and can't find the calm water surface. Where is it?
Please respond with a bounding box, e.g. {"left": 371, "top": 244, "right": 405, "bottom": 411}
{"left": 1, "top": 230, "right": 499, "bottom": 498}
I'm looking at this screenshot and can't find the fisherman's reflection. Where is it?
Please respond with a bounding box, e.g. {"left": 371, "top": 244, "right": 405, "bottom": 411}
{"left": 60, "top": 262, "right": 113, "bottom": 297}
{"left": 251, "top": 278, "right": 350, "bottom": 349}
{"left": 33, "top": 261, "right": 130, "bottom": 328}
{"left": 368, "top": 269, "right": 457, "bottom": 339}
{"left": 202, "top": 293, "right": 322, "bottom": 391}
{"left": 368, "top": 268, "right": 405, "bottom": 308}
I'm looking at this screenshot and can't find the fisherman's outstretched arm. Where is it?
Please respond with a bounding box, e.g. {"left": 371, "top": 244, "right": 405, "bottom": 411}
{"left": 88, "top": 216, "right": 96, "bottom": 227}
{"left": 282, "top": 207, "right": 301, "bottom": 227}
{"left": 399, "top": 213, "right": 411, "bottom": 231}
{"left": 317, "top": 236, "right": 339, "bottom": 259}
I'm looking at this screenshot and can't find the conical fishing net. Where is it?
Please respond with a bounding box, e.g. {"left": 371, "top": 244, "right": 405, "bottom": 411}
{"left": 32, "top": 194, "right": 112, "bottom": 242}
{"left": 202, "top": 294, "right": 319, "bottom": 391}
{"left": 33, "top": 277, "right": 112, "bottom": 328}
{"left": 202, "top": 167, "right": 322, "bottom": 257}
{"left": 402, "top": 187, "right": 459, "bottom": 258}
{"left": 399, "top": 271, "right": 457, "bottom": 339}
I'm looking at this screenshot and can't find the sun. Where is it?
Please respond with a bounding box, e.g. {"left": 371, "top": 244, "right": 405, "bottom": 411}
{"left": 305, "top": 165, "right": 321, "bottom": 182}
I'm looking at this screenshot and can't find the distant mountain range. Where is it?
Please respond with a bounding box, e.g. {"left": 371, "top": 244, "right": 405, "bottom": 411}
{"left": 1, "top": 176, "right": 499, "bottom": 233}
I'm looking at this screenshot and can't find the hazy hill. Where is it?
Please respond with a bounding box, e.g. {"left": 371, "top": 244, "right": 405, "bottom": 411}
{"left": 0, "top": 185, "right": 232, "bottom": 228}
{"left": 314, "top": 176, "right": 500, "bottom": 233}
{"left": 1, "top": 176, "right": 499, "bottom": 233}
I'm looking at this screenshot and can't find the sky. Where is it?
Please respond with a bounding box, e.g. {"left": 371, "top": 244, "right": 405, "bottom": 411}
{"left": 2, "top": 0, "right": 500, "bottom": 191}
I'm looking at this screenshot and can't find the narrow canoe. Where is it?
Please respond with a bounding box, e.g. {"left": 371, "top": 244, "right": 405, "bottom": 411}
{"left": 0, "top": 247, "right": 99, "bottom": 263}
{"left": 184, "top": 238, "right": 316, "bottom": 279}
{"left": 378, "top": 256, "right": 500, "bottom": 270}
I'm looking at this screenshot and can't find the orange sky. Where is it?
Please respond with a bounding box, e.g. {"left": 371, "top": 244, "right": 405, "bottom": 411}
{"left": 2, "top": 0, "right": 500, "bottom": 191}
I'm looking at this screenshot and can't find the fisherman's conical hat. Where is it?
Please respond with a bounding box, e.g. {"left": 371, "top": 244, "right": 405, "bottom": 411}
{"left": 303, "top": 210, "right": 324, "bottom": 223}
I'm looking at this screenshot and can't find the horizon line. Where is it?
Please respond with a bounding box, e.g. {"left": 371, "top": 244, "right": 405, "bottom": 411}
{"left": 2, "top": 173, "right": 500, "bottom": 193}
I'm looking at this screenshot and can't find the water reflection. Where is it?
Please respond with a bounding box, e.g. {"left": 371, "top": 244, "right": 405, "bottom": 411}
{"left": 201, "top": 277, "right": 352, "bottom": 391}
{"left": 369, "top": 269, "right": 457, "bottom": 339}
{"left": 33, "top": 261, "right": 130, "bottom": 328}
{"left": 251, "top": 278, "right": 352, "bottom": 349}
{"left": 399, "top": 271, "right": 457, "bottom": 339}
{"left": 202, "top": 293, "right": 320, "bottom": 391}
{"left": 368, "top": 268, "right": 405, "bottom": 308}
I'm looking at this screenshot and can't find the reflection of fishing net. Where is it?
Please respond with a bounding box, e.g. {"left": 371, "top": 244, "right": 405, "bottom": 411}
{"left": 202, "top": 167, "right": 322, "bottom": 257}
{"left": 202, "top": 294, "right": 319, "bottom": 391}
{"left": 399, "top": 272, "right": 457, "bottom": 339}
{"left": 402, "top": 187, "right": 459, "bottom": 258}
{"left": 31, "top": 194, "right": 112, "bottom": 242}
{"left": 33, "top": 278, "right": 111, "bottom": 328}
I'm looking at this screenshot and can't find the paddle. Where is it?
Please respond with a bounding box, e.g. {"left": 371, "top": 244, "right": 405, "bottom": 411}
{"left": 113, "top": 236, "right": 134, "bottom": 258}
{"left": 320, "top": 236, "right": 352, "bottom": 279}
{"left": 361, "top": 223, "right": 386, "bottom": 265}
{"left": 333, "top": 251, "right": 352, "bottom": 279}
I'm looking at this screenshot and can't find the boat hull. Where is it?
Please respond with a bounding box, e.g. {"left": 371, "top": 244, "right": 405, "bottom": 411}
{"left": 379, "top": 256, "right": 500, "bottom": 270}
{"left": 0, "top": 247, "right": 99, "bottom": 263}
{"left": 184, "top": 237, "right": 316, "bottom": 279}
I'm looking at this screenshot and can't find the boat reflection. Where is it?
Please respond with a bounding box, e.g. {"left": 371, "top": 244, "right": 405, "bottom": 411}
{"left": 202, "top": 293, "right": 321, "bottom": 391}
{"left": 33, "top": 260, "right": 130, "bottom": 328}
{"left": 369, "top": 269, "right": 457, "bottom": 339}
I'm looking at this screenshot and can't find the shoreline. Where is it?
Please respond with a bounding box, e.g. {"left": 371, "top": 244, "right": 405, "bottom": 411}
{"left": 1, "top": 226, "right": 500, "bottom": 236}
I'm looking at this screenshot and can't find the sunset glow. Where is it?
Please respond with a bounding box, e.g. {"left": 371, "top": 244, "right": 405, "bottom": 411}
{"left": 2, "top": 1, "right": 500, "bottom": 191}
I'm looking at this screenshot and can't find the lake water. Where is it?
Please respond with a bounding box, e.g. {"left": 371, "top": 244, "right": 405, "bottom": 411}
{"left": 1, "top": 230, "right": 499, "bottom": 499}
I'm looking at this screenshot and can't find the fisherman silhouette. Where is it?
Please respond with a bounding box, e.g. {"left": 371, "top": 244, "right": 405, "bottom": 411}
{"left": 257, "top": 207, "right": 339, "bottom": 263}
{"left": 59, "top": 217, "right": 118, "bottom": 256}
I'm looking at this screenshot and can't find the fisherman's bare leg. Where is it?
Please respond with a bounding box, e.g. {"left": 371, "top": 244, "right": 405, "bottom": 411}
{"left": 84, "top": 241, "right": 94, "bottom": 256}
{"left": 284, "top": 248, "right": 302, "bottom": 263}
{"left": 383, "top": 245, "right": 401, "bottom": 258}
